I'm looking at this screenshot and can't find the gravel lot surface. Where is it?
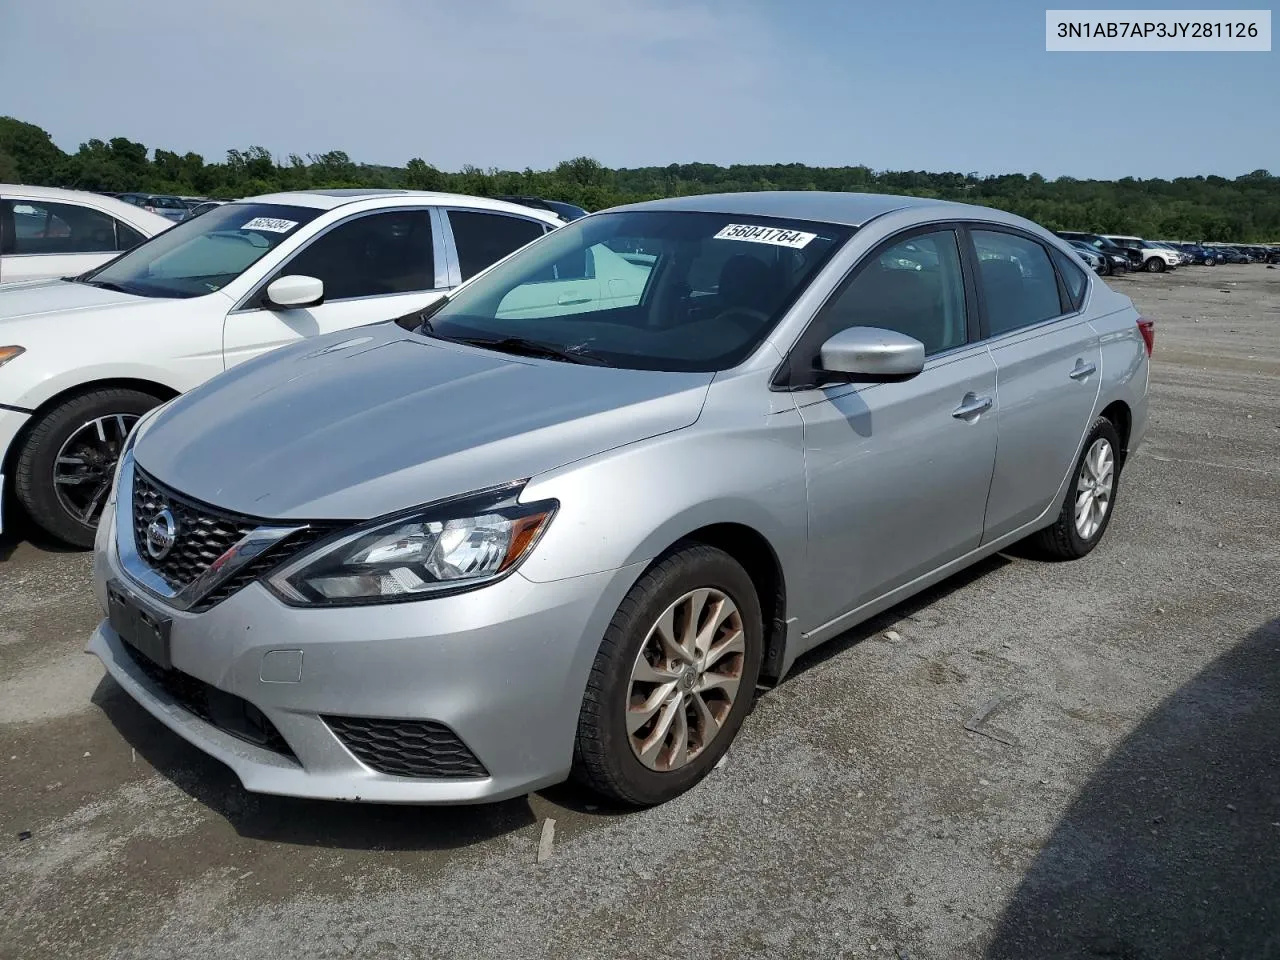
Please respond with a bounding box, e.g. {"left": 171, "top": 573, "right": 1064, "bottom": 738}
{"left": 1, "top": 264, "right": 1277, "bottom": 960}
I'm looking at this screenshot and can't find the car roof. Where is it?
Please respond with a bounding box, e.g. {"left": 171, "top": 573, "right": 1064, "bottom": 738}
{"left": 611, "top": 191, "right": 975, "bottom": 227}
{"left": 0, "top": 183, "right": 174, "bottom": 230}
{"left": 238, "top": 188, "right": 562, "bottom": 222}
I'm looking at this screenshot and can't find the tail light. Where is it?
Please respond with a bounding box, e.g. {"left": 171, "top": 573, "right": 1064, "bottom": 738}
{"left": 1137, "top": 316, "right": 1155, "bottom": 356}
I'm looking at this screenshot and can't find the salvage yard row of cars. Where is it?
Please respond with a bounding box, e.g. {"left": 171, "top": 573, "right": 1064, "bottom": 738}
{"left": 0, "top": 184, "right": 1161, "bottom": 806}
{"left": 1058, "top": 228, "right": 1280, "bottom": 275}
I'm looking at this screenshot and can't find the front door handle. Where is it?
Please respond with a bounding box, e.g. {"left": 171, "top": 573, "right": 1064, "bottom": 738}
{"left": 952, "top": 393, "right": 993, "bottom": 421}
{"left": 557, "top": 294, "right": 592, "bottom": 306}
{"left": 1069, "top": 360, "right": 1097, "bottom": 381}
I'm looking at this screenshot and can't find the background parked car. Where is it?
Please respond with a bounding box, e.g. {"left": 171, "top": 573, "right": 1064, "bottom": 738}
{"left": 0, "top": 184, "right": 172, "bottom": 283}
{"left": 1056, "top": 232, "right": 1129, "bottom": 275}
{"left": 1067, "top": 240, "right": 1106, "bottom": 273}
{"left": 0, "top": 189, "right": 562, "bottom": 544}
{"left": 494, "top": 195, "right": 589, "bottom": 221}
{"left": 1176, "top": 243, "right": 1219, "bottom": 265}
{"left": 182, "top": 199, "right": 228, "bottom": 220}
{"left": 1102, "top": 235, "right": 1180, "bottom": 273}
{"left": 116, "top": 193, "right": 190, "bottom": 222}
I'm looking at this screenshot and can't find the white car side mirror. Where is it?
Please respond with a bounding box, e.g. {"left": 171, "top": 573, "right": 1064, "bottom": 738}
{"left": 265, "top": 275, "right": 324, "bottom": 309}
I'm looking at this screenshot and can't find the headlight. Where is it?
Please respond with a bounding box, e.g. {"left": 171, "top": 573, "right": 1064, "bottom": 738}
{"left": 0, "top": 345, "right": 25, "bottom": 369}
{"left": 266, "top": 485, "right": 557, "bottom": 606}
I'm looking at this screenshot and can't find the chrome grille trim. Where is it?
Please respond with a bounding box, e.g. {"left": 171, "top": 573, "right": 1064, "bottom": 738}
{"left": 114, "top": 452, "right": 304, "bottom": 612}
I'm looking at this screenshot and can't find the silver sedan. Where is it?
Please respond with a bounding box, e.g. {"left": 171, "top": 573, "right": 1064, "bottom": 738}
{"left": 88, "top": 191, "right": 1151, "bottom": 807}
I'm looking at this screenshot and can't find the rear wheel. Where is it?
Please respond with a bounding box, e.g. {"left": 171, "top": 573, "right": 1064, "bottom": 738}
{"left": 14, "top": 388, "right": 163, "bottom": 547}
{"left": 1145, "top": 257, "right": 1166, "bottom": 273}
{"left": 573, "top": 543, "right": 763, "bottom": 806}
{"left": 1030, "top": 417, "right": 1122, "bottom": 561}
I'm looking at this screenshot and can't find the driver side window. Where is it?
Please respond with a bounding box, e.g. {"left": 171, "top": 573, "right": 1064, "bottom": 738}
{"left": 813, "top": 230, "right": 968, "bottom": 356}
{"left": 279, "top": 210, "right": 436, "bottom": 301}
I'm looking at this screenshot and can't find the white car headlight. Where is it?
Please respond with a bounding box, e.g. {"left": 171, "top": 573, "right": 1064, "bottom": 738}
{"left": 266, "top": 485, "right": 557, "bottom": 606}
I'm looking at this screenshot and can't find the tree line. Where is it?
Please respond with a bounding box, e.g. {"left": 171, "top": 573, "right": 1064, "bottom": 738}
{"left": 3, "top": 116, "right": 1277, "bottom": 241}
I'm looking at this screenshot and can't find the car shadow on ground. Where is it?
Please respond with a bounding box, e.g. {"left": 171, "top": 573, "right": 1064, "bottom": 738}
{"left": 985, "top": 616, "right": 1280, "bottom": 960}
{"left": 91, "top": 677, "right": 539, "bottom": 851}
{"left": 0, "top": 510, "right": 85, "bottom": 562}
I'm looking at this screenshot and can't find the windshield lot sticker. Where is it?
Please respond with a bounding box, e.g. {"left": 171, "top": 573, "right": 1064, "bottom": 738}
{"left": 713, "top": 224, "right": 816, "bottom": 248}
{"left": 241, "top": 216, "right": 299, "bottom": 233}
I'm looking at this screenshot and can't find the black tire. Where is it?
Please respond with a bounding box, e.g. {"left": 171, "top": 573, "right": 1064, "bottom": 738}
{"left": 1101, "top": 259, "right": 1113, "bottom": 276}
{"left": 1145, "top": 257, "right": 1165, "bottom": 273}
{"left": 573, "top": 542, "right": 763, "bottom": 806}
{"left": 14, "top": 387, "right": 163, "bottom": 547}
{"left": 1030, "top": 417, "right": 1123, "bottom": 561}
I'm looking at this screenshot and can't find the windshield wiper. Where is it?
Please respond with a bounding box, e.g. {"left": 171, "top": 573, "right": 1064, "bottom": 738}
{"left": 452, "top": 335, "right": 609, "bottom": 366}
{"left": 78, "top": 279, "right": 137, "bottom": 295}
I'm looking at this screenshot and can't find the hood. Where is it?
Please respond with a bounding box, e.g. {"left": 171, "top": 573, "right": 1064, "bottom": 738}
{"left": 134, "top": 325, "right": 713, "bottom": 520}
{"left": 0, "top": 278, "right": 144, "bottom": 324}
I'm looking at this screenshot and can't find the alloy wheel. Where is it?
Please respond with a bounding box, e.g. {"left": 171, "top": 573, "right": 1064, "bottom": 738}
{"left": 52, "top": 414, "right": 138, "bottom": 527}
{"left": 626, "top": 587, "right": 746, "bottom": 772}
{"left": 1075, "top": 437, "right": 1114, "bottom": 540}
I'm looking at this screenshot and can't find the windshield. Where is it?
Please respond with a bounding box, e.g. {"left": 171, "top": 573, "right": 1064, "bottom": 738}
{"left": 421, "top": 210, "right": 852, "bottom": 372}
{"left": 82, "top": 202, "right": 322, "bottom": 299}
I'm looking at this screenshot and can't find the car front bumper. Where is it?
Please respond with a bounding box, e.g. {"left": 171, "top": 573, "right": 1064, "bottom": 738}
{"left": 0, "top": 407, "right": 33, "bottom": 536}
{"left": 88, "top": 502, "right": 642, "bottom": 804}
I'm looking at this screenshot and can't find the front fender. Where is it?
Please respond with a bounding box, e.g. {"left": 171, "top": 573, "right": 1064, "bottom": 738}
{"left": 518, "top": 404, "right": 808, "bottom": 589}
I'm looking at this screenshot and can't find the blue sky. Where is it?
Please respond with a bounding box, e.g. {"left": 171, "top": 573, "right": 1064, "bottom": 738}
{"left": 1, "top": 0, "right": 1274, "bottom": 179}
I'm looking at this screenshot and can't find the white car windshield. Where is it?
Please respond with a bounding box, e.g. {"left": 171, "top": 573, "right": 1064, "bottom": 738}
{"left": 417, "top": 210, "right": 852, "bottom": 372}
{"left": 79, "top": 203, "right": 321, "bottom": 299}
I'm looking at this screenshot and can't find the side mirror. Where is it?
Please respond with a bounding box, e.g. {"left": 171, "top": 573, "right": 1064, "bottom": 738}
{"left": 265, "top": 275, "right": 324, "bottom": 309}
{"left": 817, "top": 326, "right": 925, "bottom": 382}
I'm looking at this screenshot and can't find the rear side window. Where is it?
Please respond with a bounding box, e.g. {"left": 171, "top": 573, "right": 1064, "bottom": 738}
{"left": 1, "top": 199, "right": 121, "bottom": 255}
{"left": 1052, "top": 248, "right": 1089, "bottom": 311}
{"left": 972, "top": 230, "right": 1064, "bottom": 336}
{"left": 283, "top": 210, "right": 435, "bottom": 301}
{"left": 449, "top": 211, "right": 546, "bottom": 281}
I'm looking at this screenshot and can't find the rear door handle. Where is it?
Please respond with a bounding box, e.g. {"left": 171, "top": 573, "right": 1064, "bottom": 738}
{"left": 952, "top": 394, "right": 993, "bottom": 421}
{"left": 557, "top": 294, "right": 592, "bottom": 306}
{"left": 1069, "top": 360, "right": 1097, "bottom": 381}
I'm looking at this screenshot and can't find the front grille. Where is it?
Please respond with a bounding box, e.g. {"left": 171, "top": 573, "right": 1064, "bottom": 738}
{"left": 117, "top": 641, "right": 296, "bottom": 759}
{"left": 325, "top": 716, "right": 488, "bottom": 779}
{"left": 130, "top": 466, "right": 340, "bottom": 611}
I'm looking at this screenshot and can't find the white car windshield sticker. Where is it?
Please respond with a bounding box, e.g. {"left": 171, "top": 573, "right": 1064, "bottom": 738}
{"left": 240, "top": 216, "right": 298, "bottom": 233}
{"left": 713, "top": 224, "right": 816, "bottom": 248}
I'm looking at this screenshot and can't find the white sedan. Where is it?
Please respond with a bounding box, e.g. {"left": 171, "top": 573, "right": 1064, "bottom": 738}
{"left": 1, "top": 185, "right": 173, "bottom": 283}
{"left": 0, "top": 189, "right": 561, "bottom": 545}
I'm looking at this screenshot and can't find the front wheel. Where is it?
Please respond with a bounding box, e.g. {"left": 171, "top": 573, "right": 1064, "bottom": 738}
{"left": 1029, "top": 417, "right": 1122, "bottom": 560}
{"left": 14, "top": 388, "right": 163, "bottom": 547}
{"left": 1145, "top": 257, "right": 1166, "bottom": 273}
{"left": 573, "top": 543, "right": 763, "bottom": 806}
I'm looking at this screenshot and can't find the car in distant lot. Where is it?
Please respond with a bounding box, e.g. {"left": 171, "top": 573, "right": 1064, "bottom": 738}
{"left": 0, "top": 189, "right": 561, "bottom": 545}
{"left": 1207, "top": 245, "right": 1249, "bottom": 264}
{"left": 1066, "top": 240, "right": 1106, "bottom": 273}
{"left": 182, "top": 199, "right": 228, "bottom": 220}
{"left": 495, "top": 195, "right": 589, "bottom": 222}
{"left": 85, "top": 191, "right": 1150, "bottom": 808}
{"left": 1102, "top": 235, "right": 1180, "bottom": 273}
{"left": 116, "top": 193, "right": 191, "bottom": 222}
{"left": 1056, "top": 231, "right": 1129, "bottom": 275}
{"left": 1, "top": 185, "right": 172, "bottom": 283}
{"left": 1175, "top": 243, "right": 1219, "bottom": 265}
